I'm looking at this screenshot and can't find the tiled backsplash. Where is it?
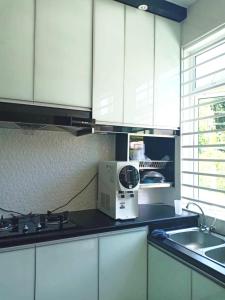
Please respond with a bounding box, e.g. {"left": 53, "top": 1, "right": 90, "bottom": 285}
{"left": 0, "top": 129, "right": 115, "bottom": 215}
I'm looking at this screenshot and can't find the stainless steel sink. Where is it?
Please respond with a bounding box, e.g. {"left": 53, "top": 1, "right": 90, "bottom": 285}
{"left": 205, "top": 246, "right": 225, "bottom": 265}
{"left": 168, "top": 228, "right": 225, "bottom": 251}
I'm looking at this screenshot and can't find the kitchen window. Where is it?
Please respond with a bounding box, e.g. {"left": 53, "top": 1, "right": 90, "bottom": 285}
{"left": 181, "top": 27, "right": 225, "bottom": 221}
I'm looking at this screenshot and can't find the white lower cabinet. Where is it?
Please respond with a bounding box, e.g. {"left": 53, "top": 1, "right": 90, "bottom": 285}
{"left": 148, "top": 245, "right": 225, "bottom": 300}
{"left": 99, "top": 228, "right": 147, "bottom": 300}
{"left": 148, "top": 245, "right": 191, "bottom": 300}
{"left": 192, "top": 270, "right": 225, "bottom": 300}
{"left": 35, "top": 238, "right": 98, "bottom": 300}
{"left": 0, "top": 247, "right": 35, "bottom": 300}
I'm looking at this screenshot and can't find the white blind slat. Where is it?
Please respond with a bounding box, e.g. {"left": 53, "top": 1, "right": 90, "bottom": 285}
{"left": 182, "top": 171, "right": 225, "bottom": 178}
{"left": 182, "top": 67, "right": 225, "bottom": 86}
{"left": 182, "top": 158, "right": 225, "bottom": 162}
{"left": 182, "top": 184, "right": 225, "bottom": 194}
{"left": 182, "top": 51, "right": 225, "bottom": 73}
{"left": 182, "top": 98, "right": 225, "bottom": 111}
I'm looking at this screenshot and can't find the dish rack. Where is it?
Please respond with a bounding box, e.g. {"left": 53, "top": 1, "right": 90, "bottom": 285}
{"left": 139, "top": 160, "right": 173, "bottom": 170}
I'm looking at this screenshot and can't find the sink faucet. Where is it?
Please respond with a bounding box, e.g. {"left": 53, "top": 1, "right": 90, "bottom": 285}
{"left": 186, "top": 202, "right": 208, "bottom": 231}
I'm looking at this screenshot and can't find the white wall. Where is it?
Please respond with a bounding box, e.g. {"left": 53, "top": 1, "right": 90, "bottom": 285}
{"left": 0, "top": 129, "right": 114, "bottom": 216}
{"left": 182, "top": 0, "right": 225, "bottom": 46}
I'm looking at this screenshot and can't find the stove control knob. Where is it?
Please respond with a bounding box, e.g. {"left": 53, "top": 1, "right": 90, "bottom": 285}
{"left": 40, "top": 215, "right": 46, "bottom": 228}
{"left": 11, "top": 216, "right": 19, "bottom": 232}
{"left": 0, "top": 215, "right": 4, "bottom": 227}
{"left": 36, "top": 223, "right": 42, "bottom": 231}
{"left": 23, "top": 225, "right": 29, "bottom": 234}
{"left": 12, "top": 216, "right": 19, "bottom": 226}
{"left": 59, "top": 215, "right": 64, "bottom": 230}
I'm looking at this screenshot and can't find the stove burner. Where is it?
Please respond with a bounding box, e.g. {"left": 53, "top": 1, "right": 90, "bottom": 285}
{"left": 0, "top": 211, "right": 77, "bottom": 239}
{"left": 46, "top": 211, "right": 69, "bottom": 225}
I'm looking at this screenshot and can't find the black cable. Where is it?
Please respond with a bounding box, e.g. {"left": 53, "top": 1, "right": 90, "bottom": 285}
{"left": 50, "top": 173, "right": 98, "bottom": 213}
{"left": 0, "top": 173, "right": 97, "bottom": 217}
{"left": 0, "top": 207, "right": 27, "bottom": 216}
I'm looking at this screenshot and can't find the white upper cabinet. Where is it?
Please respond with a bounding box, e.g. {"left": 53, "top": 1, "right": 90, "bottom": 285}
{"left": 34, "top": 0, "right": 92, "bottom": 109}
{"left": 154, "top": 16, "right": 181, "bottom": 129}
{"left": 124, "top": 7, "right": 154, "bottom": 127}
{"left": 0, "top": 0, "right": 34, "bottom": 101}
{"left": 93, "top": 0, "right": 125, "bottom": 124}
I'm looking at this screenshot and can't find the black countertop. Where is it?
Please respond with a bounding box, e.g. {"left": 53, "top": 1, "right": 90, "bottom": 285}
{"left": 0, "top": 204, "right": 198, "bottom": 249}
{"left": 148, "top": 233, "right": 225, "bottom": 286}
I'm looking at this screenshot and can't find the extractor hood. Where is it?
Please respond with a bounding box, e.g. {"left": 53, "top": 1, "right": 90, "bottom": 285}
{"left": 0, "top": 102, "right": 93, "bottom": 136}
{"left": 114, "top": 0, "right": 187, "bottom": 22}
{"left": 0, "top": 103, "right": 180, "bottom": 136}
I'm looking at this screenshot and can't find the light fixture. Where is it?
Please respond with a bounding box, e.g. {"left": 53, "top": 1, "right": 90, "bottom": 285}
{"left": 138, "top": 4, "right": 149, "bottom": 11}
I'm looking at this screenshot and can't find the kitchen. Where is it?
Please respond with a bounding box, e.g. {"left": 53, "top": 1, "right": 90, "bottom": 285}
{"left": 0, "top": 0, "right": 224, "bottom": 299}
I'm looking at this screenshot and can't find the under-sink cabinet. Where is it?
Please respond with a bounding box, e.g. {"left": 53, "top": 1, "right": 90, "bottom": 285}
{"left": 148, "top": 244, "right": 191, "bottom": 300}
{"left": 192, "top": 270, "right": 225, "bottom": 300}
{"left": 148, "top": 244, "right": 225, "bottom": 300}
{"left": 0, "top": 247, "right": 35, "bottom": 300}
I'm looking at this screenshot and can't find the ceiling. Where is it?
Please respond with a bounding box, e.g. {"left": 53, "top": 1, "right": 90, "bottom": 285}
{"left": 168, "top": 0, "right": 197, "bottom": 8}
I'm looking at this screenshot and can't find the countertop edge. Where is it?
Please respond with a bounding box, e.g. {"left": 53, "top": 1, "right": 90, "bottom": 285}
{"left": 0, "top": 207, "right": 198, "bottom": 249}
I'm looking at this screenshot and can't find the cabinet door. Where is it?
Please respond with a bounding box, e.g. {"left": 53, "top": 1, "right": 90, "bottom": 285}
{"left": 99, "top": 229, "right": 147, "bottom": 300}
{"left": 0, "top": 0, "right": 34, "bottom": 101}
{"left": 154, "top": 16, "right": 181, "bottom": 129}
{"left": 192, "top": 270, "right": 225, "bottom": 300}
{"left": 124, "top": 7, "right": 154, "bottom": 127}
{"left": 35, "top": 0, "right": 92, "bottom": 108}
{"left": 0, "top": 248, "right": 35, "bottom": 300}
{"left": 36, "top": 238, "right": 98, "bottom": 300}
{"left": 148, "top": 245, "right": 191, "bottom": 300}
{"left": 93, "top": 0, "right": 124, "bottom": 124}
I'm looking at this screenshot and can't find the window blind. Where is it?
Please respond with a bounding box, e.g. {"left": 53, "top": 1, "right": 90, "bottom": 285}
{"left": 181, "top": 28, "right": 225, "bottom": 220}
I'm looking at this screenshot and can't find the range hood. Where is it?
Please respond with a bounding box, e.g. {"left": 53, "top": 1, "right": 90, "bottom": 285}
{"left": 0, "top": 102, "right": 93, "bottom": 136}
{"left": 0, "top": 102, "right": 180, "bottom": 136}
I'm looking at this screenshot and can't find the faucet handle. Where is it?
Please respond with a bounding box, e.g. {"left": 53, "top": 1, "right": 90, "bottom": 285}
{"left": 209, "top": 225, "right": 216, "bottom": 232}
{"left": 199, "top": 224, "right": 208, "bottom": 232}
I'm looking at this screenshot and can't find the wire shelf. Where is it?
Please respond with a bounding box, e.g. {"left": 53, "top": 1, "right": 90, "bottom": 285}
{"left": 139, "top": 160, "right": 173, "bottom": 170}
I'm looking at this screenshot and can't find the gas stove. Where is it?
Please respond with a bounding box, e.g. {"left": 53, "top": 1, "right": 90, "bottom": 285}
{"left": 0, "top": 211, "right": 77, "bottom": 238}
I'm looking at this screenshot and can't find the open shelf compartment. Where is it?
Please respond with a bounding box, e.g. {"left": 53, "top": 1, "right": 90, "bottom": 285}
{"left": 116, "top": 133, "right": 176, "bottom": 189}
